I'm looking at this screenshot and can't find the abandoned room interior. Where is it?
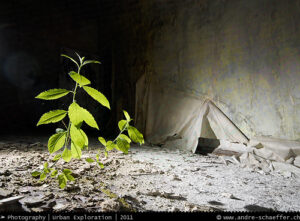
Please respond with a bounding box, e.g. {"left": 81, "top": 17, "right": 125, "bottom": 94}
{"left": 0, "top": 0, "right": 299, "bottom": 213}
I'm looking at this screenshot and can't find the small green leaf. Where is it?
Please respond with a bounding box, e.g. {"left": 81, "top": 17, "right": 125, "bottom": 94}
{"left": 106, "top": 141, "right": 117, "bottom": 151}
{"left": 123, "top": 110, "right": 131, "bottom": 122}
{"left": 118, "top": 120, "right": 127, "bottom": 131}
{"left": 82, "top": 60, "right": 101, "bottom": 66}
{"left": 98, "top": 137, "right": 106, "bottom": 146}
{"left": 68, "top": 102, "right": 99, "bottom": 129}
{"left": 128, "top": 126, "right": 144, "bottom": 145}
{"left": 40, "top": 172, "right": 46, "bottom": 181}
{"left": 53, "top": 154, "right": 62, "bottom": 161}
{"left": 62, "top": 148, "right": 72, "bottom": 162}
{"left": 116, "top": 138, "right": 130, "bottom": 154}
{"left": 86, "top": 158, "right": 95, "bottom": 163}
{"left": 48, "top": 132, "right": 67, "bottom": 154}
{"left": 58, "top": 174, "right": 67, "bottom": 189}
{"left": 63, "top": 169, "right": 72, "bottom": 175}
{"left": 37, "top": 110, "right": 67, "bottom": 126}
{"left": 98, "top": 162, "right": 104, "bottom": 169}
{"left": 96, "top": 153, "right": 100, "bottom": 162}
{"left": 61, "top": 54, "right": 79, "bottom": 67}
{"left": 31, "top": 171, "right": 41, "bottom": 177}
{"left": 104, "top": 151, "right": 108, "bottom": 158}
{"left": 66, "top": 174, "right": 75, "bottom": 181}
{"left": 119, "top": 134, "right": 131, "bottom": 143}
{"left": 69, "top": 71, "right": 91, "bottom": 87}
{"left": 71, "top": 141, "right": 82, "bottom": 159}
{"left": 35, "top": 89, "right": 70, "bottom": 100}
{"left": 51, "top": 170, "right": 58, "bottom": 178}
{"left": 83, "top": 86, "right": 110, "bottom": 109}
{"left": 43, "top": 162, "right": 48, "bottom": 169}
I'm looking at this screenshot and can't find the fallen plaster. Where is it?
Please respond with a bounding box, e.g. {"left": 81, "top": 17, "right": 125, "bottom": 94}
{"left": 0, "top": 136, "right": 299, "bottom": 212}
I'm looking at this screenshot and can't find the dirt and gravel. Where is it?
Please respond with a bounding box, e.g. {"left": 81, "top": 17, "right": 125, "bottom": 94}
{"left": 0, "top": 135, "right": 299, "bottom": 212}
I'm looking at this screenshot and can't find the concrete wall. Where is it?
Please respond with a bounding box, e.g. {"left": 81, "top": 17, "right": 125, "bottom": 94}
{"left": 114, "top": 0, "right": 300, "bottom": 141}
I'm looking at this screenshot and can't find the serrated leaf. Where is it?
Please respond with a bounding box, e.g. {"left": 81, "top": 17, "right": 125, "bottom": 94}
{"left": 128, "top": 126, "right": 144, "bottom": 145}
{"left": 66, "top": 174, "right": 75, "bottom": 181}
{"left": 70, "top": 124, "right": 85, "bottom": 148}
{"left": 35, "top": 89, "right": 70, "bottom": 100}
{"left": 71, "top": 141, "right": 82, "bottom": 159}
{"left": 119, "top": 134, "right": 131, "bottom": 143}
{"left": 106, "top": 141, "right": 117, "bottom": 151}
{"left": 116, "top": 138, "right": 130, "bottom": 154}
{"left": 68, "top": 102, "right": 99, "bottom": 129}
{"left": 51, "top": 170, "right": 58, "bottom": 178}
{"left": 83, "top": 86, "right": 110, "bottom": 109}
{"left": 53, "top": 154, "right": 62, "bottom": 161}
{"left": 48, "top": 132, "right": 67, "bottom": 154}
{"left": 82, "top": 60, "right": 101, "bottom": 66}
{"left": 37, "top": 110, "right": 67, "bottom": 126}
{"left": 58, "top": 174, "right": 67, "bottom": 189}
{"left": 118, "top": 120, "right": 127, "bottom": 131}
{"left": 123, "top": 110, "right": 131, "bottom": 122}
{"left": 61, "top": 54, "right": 79, "bottom": 67}
{"left": 69, "top": 71, "right": 91, "bottom": 87}
{"left": 86, "top": 158, "right": 95, "bottom": 163}
{"left": 40, "top": 172, "right": 46, "bottom": 181}
{"left": 62, "top": 148, "right": 72, "bottom": 162}
{"left": 31, "top": 171, "right": 41, "bottom": 177}
{"left": 98, "top": 137, "right": 106, "bottom": 146}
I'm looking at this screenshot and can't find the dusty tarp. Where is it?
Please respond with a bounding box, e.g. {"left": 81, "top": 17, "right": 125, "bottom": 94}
{"left": 135, "top": 74, "right": 300, "bottom": 178}
{"left": 135, "top": 74, "right": 248, "bottom": 152}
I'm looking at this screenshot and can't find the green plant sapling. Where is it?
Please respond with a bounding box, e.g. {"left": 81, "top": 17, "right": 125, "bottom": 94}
{"left": 32, "top": 52, "right": 144, "bottom": 189}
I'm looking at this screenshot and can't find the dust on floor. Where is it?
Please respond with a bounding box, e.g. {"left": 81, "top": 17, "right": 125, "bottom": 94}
{"left": 0, "top": 136, "right": 299, "bottom": 212}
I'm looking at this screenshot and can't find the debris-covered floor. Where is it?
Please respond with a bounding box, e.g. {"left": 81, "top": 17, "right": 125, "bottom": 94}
{"left": 0, "top": 136, "right": 300, "bottom": 212}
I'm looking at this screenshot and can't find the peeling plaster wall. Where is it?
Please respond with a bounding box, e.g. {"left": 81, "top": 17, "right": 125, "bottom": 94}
{"left": 115, "top": 0, "right": 300, "bottom": 141}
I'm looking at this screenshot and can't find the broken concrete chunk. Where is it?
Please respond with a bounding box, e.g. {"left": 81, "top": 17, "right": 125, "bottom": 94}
{"left": 0, "top": 188, "right": 13, "bottom": 199}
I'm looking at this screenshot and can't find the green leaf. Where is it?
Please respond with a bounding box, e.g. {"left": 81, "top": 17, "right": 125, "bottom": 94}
{"left": 82, "top": 60, "right": 101, "bottom": 66}
{"left": 51, "top": 170, "right": 58, "bottom": 178}
{"left": 104, "top": 151, "right": 108, "bottom": 158}
{"left": 35, "top": 89, "right": 70, "bottom": 100}
{"left": 40, "top": 172, "right": 46, "bottom": 181}
{"left": 123, "top": 110, "right": 131, "bottom": 122}
{"left": 118, "top": 120, "right": 127, "bottom": 131}
{"left": 69, "top": 71, "right": 91, "bottom": 87}
{"left": 48, "top": 132, "right": 67, "bottom": 154}
{"left": 71, "top": 141, "right": 82, "bottom": 159}
{"left": 128, "top": 126, "right": 144, "bottom": 145}
{"left": 68, "top": 102, "right": 99, "bottom": 129}
{"left": 96, "top": 153, "right": 100, "bottom": 162}
{"left": 58, "top": 174, "right": 67, "bottom": 189}
{"left": 53, "top": 154, "right": 62, "bottom": 161}
{"left": 106, "top": 141, "right": 117, "bottom": 151}
{"left": 62, "top": 148, "right": 72, "bottom": 162}
{"left": 98, "top": 162, "right": 104, "bottom": 169}
{"left": 37, "top": 110, "right": 67, "bottom": 126}
{"left": 43, "top": 162, "right": 48, "bottom": 169}
{"left": 119, "top": 134, "right": 131, "bottom": 143}
{"left": 61, "top": 54, "right": 79, "bottom": 67}
{"left": 70, "top": 124, "right": 86, "bottom": 148}
{"left": 98, "top": 137, "right": 106, "bottom": 146}
{"left": 66, "top": 174, "right": 75, "bottom": 181}
{"left": 83, "top": 86, "right": 110, "bottom": 109}
{"left": 31, "top": 171, "right": 41, "bottom": 177}
{"left": 116, "top": 138, "right": 130, "bottom": 154}
{"left": 86, "top": 158, "right": 95, "bottom": 163}
{"left": 75, "top": 52, "right": 83, "bottom": 64}
{"left": 63, "top": 169, "right": 72, "bottom": 175}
